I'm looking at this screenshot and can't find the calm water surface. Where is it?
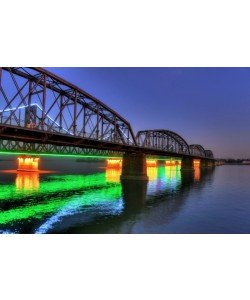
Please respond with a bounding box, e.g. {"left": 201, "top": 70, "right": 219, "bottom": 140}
{"left": 0, "top": 157, "right": 249, "bottom": 234}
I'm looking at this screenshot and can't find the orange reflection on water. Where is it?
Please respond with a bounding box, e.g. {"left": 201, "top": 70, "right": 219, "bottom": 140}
{"left": 105, "top": 167, "right": 121, "bottom": 183}
{"left": 194, "top": 166, "right": 200, "bottom": 181}
{"left": 18, "top": 157, "right": 39, "bottom": 171}
{"left": 16, "top": 172, "right": 40, "bottom": 191}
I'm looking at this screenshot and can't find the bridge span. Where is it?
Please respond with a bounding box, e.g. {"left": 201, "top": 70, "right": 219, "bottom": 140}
{"left": 0, "top": 67, "right": 215, "bottom": 180}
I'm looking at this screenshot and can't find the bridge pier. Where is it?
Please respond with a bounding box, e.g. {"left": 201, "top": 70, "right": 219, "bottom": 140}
{"left": 120, "top": 153, "right": 148, "bottom": 181}
{"left": 121, "top": 180, "right": 148, "bottom": 210}
{"left": 181, "top": 157, "right": 194, "bottom": 171}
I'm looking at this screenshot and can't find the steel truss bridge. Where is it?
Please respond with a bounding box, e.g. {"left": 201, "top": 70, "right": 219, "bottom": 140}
{"left": 0, "top": 67, "right": 214, "bottom": 160}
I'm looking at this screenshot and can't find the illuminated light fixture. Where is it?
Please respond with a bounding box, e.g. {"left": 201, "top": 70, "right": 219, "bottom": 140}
{"left": 175, "top": 160, "right": 182, "bottom": 166}
{"left": 146, "top": 160, "right": 157, "bottom": 167}
{"left": 193, "top": 159, "right": 201, "bottom": 166}
{"left": 17, "top": 156, "right": 40, "bottom": 172}
{"left": 106, "top": 159, "right": 122, "bottom": 168}
{"left": 165, "top": 160, "right": 175, "bottom": 166}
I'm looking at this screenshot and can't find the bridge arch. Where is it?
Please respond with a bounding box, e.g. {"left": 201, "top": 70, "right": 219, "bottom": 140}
{"left": 136, "top": 129, "right": 190, "bottom": 154}
{"left": 205, "top": 150, "right": 214, "bottom": 159}
{"left": 189, "top": 144, "right": 206, "bottom": 157}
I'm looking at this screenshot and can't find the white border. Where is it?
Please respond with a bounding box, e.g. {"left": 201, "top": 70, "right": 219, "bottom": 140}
{"left": 1, "top": 1, "right": 250, "bottom": 299}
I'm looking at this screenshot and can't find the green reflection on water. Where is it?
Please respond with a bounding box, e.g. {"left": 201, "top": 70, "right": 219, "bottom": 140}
{"left": 0, "top": 173, "right": 115, "bottom": 201}
{"left": 0, "top": 166, "right": 183, "bottom": 227}
{"left": 0, "top": 172, "right": 122, "bottom": 225}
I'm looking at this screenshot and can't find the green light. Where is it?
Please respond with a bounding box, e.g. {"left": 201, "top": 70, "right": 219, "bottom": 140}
{"left": 0, "top": 172, "right": 122, "bottom": 225}
{"left": 0, "top": 185, "right": 122, "bottom": 225}
{"left": 0, "top": 150, "right": 122, "bottom": 159}
{"left": 0, "top": 173, "right": 117, "bottom": 201}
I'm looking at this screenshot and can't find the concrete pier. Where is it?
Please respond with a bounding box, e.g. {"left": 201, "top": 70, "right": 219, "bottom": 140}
{"left": 121, "top": 180, "right": 148, "bottom": 210}
{"left": 120, "top": 153, "right": 148, "bottom": 181}
{"left": 181, "top": 157, "right": 194, "bottom": 171}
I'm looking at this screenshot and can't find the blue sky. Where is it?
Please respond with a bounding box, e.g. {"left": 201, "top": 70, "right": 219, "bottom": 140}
{"left": 46, "top": 68, "right": 250, "bottom": 158}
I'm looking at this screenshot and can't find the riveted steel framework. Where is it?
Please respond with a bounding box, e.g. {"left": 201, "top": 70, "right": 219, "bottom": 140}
{"left": 0, "top": 67, "right": 215, "bottom": 160}
{"left": 0, "top": 139, "right": 122, "bottom": 157}
{"left": 204, "top": 150, "right": 214, "bottom": 159}
{"left": 136, "top": 130, "right": 190, "bottom": 155}
{"left": 189, "top": 144, "right": 206, "bottom": 157}
{"left": 0, "top": 67, "right": 136, "bottom": 148}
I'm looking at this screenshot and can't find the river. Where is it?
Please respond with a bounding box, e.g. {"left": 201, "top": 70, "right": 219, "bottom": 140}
{"left": 0, "top": 157, "right": 249, "bottom": 234}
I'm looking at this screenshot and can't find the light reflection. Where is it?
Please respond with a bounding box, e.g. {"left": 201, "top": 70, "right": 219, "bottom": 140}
{"left": 147, "top": 166, "right": 182, "bottom": 195}
{"left": 194, "top": 166, "right": 200, "bottom": 181}
{"left": 193, "top": 159, "right": 200, "bottom": 167}
{"left": 147, "top": 167, "right": 157, "bottom": 181}
{"left": 16, "top": 172, "right": 40, "bottom": 191}
{"left": 0, "top": 173, "right": 122, "bottom": 226}
{"left": 165, "top": 166, "right": 181, "bottom": 182}
{"left": 106, "top": 167, "right": 121, "bottom": 183}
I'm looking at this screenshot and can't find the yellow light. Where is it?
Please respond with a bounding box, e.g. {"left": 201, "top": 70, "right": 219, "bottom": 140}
{"left": 105, "top": 168, "right": 121, "bottom": 183}
{"left": 147, "top": 167, "right": 157, "bottom": 180}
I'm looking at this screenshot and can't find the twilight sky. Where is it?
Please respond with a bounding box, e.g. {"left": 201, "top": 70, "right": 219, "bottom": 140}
{"left": 46, "top": 68, "right": 250, "bottom": 159}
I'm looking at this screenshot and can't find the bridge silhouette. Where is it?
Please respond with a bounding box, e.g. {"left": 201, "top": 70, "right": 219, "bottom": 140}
{"left": 0, "top": 67, "right": 215, "bottom": 180}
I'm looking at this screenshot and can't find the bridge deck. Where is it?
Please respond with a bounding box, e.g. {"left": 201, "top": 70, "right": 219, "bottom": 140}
{"left": 0, "top": 124, "right": 214, "bottom": 160}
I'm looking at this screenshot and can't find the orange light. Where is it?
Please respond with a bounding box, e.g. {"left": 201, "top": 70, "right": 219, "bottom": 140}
{"left": 193, "top": 159, "right": 200, "bottom": 181}
{"left": 17, "top": 156, "right": 40, "bottom": 171}
{"left": 165, "top": 160, "right": 176, "bottom": 166}
{"left": 193, "top": 159, "right": 200, "bottom": 167}
{"left": 146, "top": 160, "right": 157, "bottom": 167}
{"left": 194, "top": 166, "right": 200, "bottom": 181}
{"left": 16, "top": 172, "right": 40, "bottom": 191}
{"left": 106, "top": 159, "right": 122, "bottom": 168}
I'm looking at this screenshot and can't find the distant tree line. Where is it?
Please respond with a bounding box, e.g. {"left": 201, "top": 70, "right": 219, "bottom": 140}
{"left": 217, "top": 159, "right": 250, "bottom": 164}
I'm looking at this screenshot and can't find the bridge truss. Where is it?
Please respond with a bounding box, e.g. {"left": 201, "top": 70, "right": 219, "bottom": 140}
{"left": 136, "top": 130, "right": 190, "bottom": 155}
{"left": 0, "top": 67, "right": 215, "bottom": 160}
{"left": 0, "top": 67, "right": 136, "bottom": 150}
{"left": 0, "top": 139, "right": 122, "bottom": 158}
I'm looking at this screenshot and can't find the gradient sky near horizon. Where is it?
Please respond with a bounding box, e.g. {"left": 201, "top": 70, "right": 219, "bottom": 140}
{"left": 46, "top": 68, "right": 250, "bottom": 159}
